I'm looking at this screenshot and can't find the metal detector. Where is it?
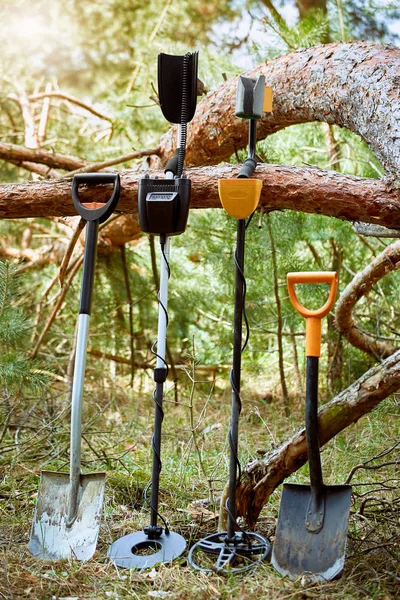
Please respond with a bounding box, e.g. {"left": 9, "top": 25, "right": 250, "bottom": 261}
{"left": 107, "top": 52, "right": 198, "bottom": 569}
{"left": 29, "top": 173, "right": 120, "bottom": 561}
{"left": 188, "top": 76, "right": 273, "bottom": 574}
{"left": 271, "top": 272, "right": 352, "bottom": 581}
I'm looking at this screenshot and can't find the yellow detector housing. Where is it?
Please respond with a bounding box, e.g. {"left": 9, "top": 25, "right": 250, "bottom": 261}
{"left": 218, "top": 179, "right": 263, "bottom": 219}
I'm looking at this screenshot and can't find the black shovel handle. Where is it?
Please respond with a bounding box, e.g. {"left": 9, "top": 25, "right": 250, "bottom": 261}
{"left": 306, "top": 357, "right": 323, "bottom": 489}
{"left": 72, "top": 173, "right": 120, "bottom": 224}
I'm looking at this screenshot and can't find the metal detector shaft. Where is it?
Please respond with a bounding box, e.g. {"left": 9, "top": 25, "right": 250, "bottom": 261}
{"left": 150, "top": 236, "right": 170, "bottom": 528}
{"left": 68, "top": 219, "right": 99, "bottom": 526}
{"left": 227, "top": 219, "right": 246, "bottom": 539}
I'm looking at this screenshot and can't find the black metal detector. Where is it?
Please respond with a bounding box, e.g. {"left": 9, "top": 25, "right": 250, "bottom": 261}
{"left": 29, "top": 173, "right": 120, "bottom": 561}
{"left": 107, "top": 52, "right": 198, "bottom": 569}
{"left": 188, "top": 76, "right": 273, "bottom": 574}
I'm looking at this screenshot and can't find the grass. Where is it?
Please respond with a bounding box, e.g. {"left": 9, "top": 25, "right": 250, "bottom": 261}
{"left": 0, "top": 371, "right": 399, "bottom": 600}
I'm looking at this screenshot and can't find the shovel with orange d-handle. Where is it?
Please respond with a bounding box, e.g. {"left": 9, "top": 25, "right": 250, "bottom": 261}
{"left": 271, "top": 272, "right": 352, "bottom": 581}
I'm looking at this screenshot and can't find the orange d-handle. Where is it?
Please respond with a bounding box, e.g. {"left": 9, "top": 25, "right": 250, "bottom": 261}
{"left": 287, "top": 272, "right": 338, "bottom": 357}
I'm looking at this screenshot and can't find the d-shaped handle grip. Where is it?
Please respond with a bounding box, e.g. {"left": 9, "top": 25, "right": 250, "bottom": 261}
{"left": 72, "top": 173, "right": 120, "bottom": 223}
{"left": 287, "top": 271, "right": 338, "bottom": 357}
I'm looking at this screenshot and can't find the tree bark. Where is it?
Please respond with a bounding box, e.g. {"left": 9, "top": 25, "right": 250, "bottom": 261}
{"left": 220, "top": 348, "right": 400, "bottom": 529}
{"left": 335, "top": 239, "right": 400, "bottom": 358}
{"left": 327, "top": 239, "right": 343, "bottom": 393}
{"left": 1, "top": 164, "right": 399, "bottom": 231}
{"left": 158, "top": 41, "right": 400, "bottom": 178}
{"left": 0, "top": 141, "right": 87, "bottom": 171}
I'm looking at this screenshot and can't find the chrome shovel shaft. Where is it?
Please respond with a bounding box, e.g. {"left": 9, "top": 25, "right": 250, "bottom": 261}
{"left": 67, "top": 218, "right": 99, "bottom": 526}
{"left": 67, "top": 312, "right": 90, "bottom": 526}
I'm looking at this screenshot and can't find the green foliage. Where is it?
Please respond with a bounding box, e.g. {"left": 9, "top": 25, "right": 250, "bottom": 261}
{"left": 0, "top": 262, "right": 47, "bottom": 391}
{"left": 263, "top": 8, "right": 330, "bottom": 53}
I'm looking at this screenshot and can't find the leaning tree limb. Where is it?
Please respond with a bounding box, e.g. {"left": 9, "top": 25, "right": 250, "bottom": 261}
{"left": 335, "top": 239, "right": 400, "bottom": 359}
{"left": 0, "top": 141, "right": 87, "bottom": 171}
{"left": 28, "top": 91, "right": 114, "bottom": 123}
{"left": 159, "top": 41, "right": 400, "bottom": 177}
{"left": 2, "top": 41, "right": 400, "bottom": 245}
{"left": 0, "top": 164, "right": 399, "bottom": 229}
{"left": 219, "top": 348, "right": 400, "bottom": 529}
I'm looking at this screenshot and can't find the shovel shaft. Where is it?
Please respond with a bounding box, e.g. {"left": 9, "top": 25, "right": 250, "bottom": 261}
{"left": 68, "top": 219, "right": 99, "bottom": 526}
{"left": 306, "top": 357, "right": 323, "bottom": 494}
{"left": 79, "top": 220, "right": 99, "bottom": 315}
{"left": 227, "top": 218, "right": 246, "bottom": 539}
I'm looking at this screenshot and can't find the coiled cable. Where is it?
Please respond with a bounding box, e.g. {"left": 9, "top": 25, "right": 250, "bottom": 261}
{"left": 176, "top": 53, "right": 191, "bottom": 178}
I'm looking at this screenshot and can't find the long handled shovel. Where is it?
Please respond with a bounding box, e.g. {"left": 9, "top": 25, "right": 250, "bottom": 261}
{"left": 107, "top": 52, "right": 198, "bottom": 569}
{"left": 28, "top": 173, "right": 120, "bottom": 561}
{"left": 271, "top": 272, "right": 352, "bottom": 581}
{"left": 188, "top": 76, "right": 273, "bottom": 574}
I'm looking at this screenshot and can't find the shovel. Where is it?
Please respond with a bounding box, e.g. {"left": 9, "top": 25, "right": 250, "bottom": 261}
{"left": 271, "top": 271, "right": 352, "bottom": 581}
{"left": 28, "top": 173, "right": 120, "bottom": 561}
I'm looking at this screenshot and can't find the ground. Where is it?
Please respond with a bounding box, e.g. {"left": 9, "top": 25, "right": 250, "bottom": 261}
{"left": 0, "top": 369, "right": 398, "bottom": 599}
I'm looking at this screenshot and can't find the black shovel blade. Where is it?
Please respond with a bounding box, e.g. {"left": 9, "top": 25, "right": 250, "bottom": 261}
{"left": 271, "top": 483, "right": 352, "bottom": 581}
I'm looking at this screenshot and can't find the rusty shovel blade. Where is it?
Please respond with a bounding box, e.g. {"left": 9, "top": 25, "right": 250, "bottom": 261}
{"left": 28, "top": 470, "right": 105, "bottom": 561}
{"left": 271, "top": 483, "right": 352, "bottom": 581}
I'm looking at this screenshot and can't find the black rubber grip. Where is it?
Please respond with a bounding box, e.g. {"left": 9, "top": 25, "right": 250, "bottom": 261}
{"left": 164, "top": 149, "right": 180, "bottom": 176}
{"left": 79, "top": 219, "right": 98, "bottom": 315}
{"left": 72, "top": 173, "right": 120, "bottom": 223}
{"left": 238, "top": 157, "right": 257, "bottom": 179}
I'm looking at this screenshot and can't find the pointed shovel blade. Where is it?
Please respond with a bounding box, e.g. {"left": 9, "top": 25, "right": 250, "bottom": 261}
{"left": 271, "top": 483, "right": 352, "bottom": 581}
{"left": 28, "top": 470, "right": 105, "bottom": 561}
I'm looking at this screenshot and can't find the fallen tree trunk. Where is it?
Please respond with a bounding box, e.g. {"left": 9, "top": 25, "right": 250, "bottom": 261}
{"left": 159, "top": 41, "right": 400, "bottom": 177}
{"left": 1, "top": 164, "right": 399, "bottom": 229}
{"left": 219, "top": 349, "right": 400, "bottom": 529}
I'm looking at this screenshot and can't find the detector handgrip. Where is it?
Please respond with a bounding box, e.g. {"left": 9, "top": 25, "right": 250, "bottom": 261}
{"left": 238, "top": 158, "right": 257, "bottom": 179}
{"left": 72, "top": 173, "right": 120, "bottom": 223}
{"left": 287, "top": 271, "right": 338, "bottom": 357}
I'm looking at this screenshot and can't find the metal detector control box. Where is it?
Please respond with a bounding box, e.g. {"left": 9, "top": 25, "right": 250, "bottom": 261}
{"left": 138, "top": 175, "right": 191, "bottom": 236}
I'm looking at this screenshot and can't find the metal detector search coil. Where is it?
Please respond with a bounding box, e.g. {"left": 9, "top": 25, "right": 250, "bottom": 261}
{"left": 138, "top": 175, "right": 191, "bottom": 236}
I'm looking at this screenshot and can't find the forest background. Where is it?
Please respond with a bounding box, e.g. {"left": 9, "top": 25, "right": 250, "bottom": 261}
{"left": 0, "top": 0, "right": 399, "bottom": 598}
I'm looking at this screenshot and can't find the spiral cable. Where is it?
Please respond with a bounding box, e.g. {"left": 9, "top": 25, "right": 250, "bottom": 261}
{"left": 143, "top": 242, "right": 171, "bottom": 534}
{"left": 176, "top": 53, "right": 191, "bottom": 178}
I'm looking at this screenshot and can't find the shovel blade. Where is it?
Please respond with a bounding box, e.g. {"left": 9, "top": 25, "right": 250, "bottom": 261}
{"left": 271, "top": 483, "right": 352, "bottom": 581}
{"left": 28, "top": 470, "right": 105, "bottom": 561}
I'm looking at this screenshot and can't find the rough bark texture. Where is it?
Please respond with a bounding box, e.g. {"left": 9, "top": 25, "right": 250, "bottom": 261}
{"left": 327, "top": 239, "right": 343, "bottom": 393}
{"left": 1, "top": 164, "right": 400, "bottom": 230}
{"left": 335, "top": 239, "right": 400, "bottom": 358}
{"left": 0, "top": 142, "right": 87, "bottom": 171}
{"left": 223, "top": 349, "right": 400, "bottom": 528}
{"left": 158, "top": 41, "right": 400, "bottom": 178}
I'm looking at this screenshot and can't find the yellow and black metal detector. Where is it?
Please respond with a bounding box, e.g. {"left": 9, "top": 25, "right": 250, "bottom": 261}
{"left": 188, "top": 75, "right": 273, "bottom": 573}
{"left": 271, "top": 272, "right": 352, "bottom": 580}
{"left": 107, "top": 52, "right": 198, "bottom": 569}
